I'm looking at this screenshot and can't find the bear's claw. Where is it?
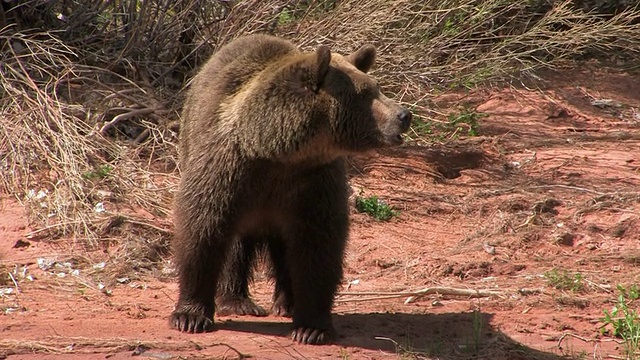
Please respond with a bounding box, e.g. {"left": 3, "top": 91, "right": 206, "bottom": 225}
{"left": 170, "top": 311, "right": 214, "bottom": 333}
{"left": 291, "top": 326, "right": 334, "bottom": 345}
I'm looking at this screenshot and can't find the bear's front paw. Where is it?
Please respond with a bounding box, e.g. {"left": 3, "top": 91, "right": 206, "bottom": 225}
{"left": 216, "top": 297, "right": 268, "bottom": 317}
{"left": 291, "top": 326, "right": 334, "bottom": 345}
{"left": 169, "top": 310, "right": 214, "bottom": 333}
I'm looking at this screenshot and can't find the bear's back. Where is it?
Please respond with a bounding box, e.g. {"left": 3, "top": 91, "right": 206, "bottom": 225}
{"left": 180, "top": 35, "right": 300, "bottom": 164}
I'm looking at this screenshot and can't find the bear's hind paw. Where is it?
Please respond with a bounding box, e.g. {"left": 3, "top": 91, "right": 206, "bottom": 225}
{"left": 216, "top": 297, "right": 268, "bottom": 317}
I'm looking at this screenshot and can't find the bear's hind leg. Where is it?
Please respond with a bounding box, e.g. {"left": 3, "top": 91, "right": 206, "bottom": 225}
{"left": 216, "top": 235, "right": 268, "bottom": 317}
{"left": 267, "top": 238, "right": 294, "bottom": 317}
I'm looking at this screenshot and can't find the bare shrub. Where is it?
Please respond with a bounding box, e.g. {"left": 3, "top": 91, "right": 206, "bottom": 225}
{"left": 0, "top": 0, "right": 638, "bottom": 260}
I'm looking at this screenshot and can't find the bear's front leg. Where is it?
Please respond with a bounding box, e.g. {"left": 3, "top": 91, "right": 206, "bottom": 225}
{"left": 286, "top": 172, "right": 349, "bottom": 344}
{"left": 287, "top": 223, "right": 346, "bottom": 344}
{"left": 169, "top": 207, "right": 234, "bottom": 333}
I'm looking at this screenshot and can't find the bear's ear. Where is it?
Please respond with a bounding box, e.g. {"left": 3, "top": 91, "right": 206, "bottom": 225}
{"left": 314, "top": 45, "right": 331, "bottom": 91}
{"left": 348, "top": 44, "right": 376, "bottom": 73}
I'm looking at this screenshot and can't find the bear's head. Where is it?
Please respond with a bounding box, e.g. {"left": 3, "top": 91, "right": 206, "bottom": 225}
{"left": 279, "top": 44, "right": 411, "bottom": 155}
{"left": 237, "top": 42, "right": 412, "bottom": 162}
{"left": 319, "top": 44, "right": 412, "bottom": 150}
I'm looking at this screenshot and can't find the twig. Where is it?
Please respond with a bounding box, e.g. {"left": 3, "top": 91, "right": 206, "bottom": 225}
{"left": 557, "top": 332, "right": 596, "bottom": 349}
{"left": 531, "top": 184, "right": 606, "bottom": 195}
{"left": 121, "top": 217, "right": 172, "bottom": 235}
{"left": 375, "top": 336, "right": 401, "bottom": 348}
{"left": 336, "top": 286, "right": 504, "bottom": 304}
{"left": 8, "top": 272, "right": 20, "bottom": 296}
{"left": 25, "top": 221, "right": 83, "bottom": 239}
{"left": 99, "top": 108, "right": 156, "bottom": 135}
{"left": 0, "top": 337, "right": 250, "bottom": 358}
{"left": 584, "top": 278, "right": 612, "bottom": 293}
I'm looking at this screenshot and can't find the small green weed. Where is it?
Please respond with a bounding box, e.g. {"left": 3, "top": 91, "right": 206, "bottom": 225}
{"left": 601, "top": 284, "right": 640, "bottom": 359}
{"left": 469, "top": 309, "right": 484, "bottom": 353}
{"left": 441, "top": 9, "right": 467, "bottom": 36}
{"left": 447, "top": 107, "right": 483, "bottom": 137}
{"left": 451, "top": 66, "right": 495, "bottom": 89}
{"left": 544, "top": 268, "right": 585, "bottom": 292}
{"left": 277, "top": 8, "right": 293, "bottom": 25}
{"left": 409, "top": 113, "right": 434, "bottom": 137}
{"left": 277, "top": 1, "right": 336, "bottom": 26}
{"left": 355, "top": 195, "right": 398, "bottom": 221}
{"left": 409, "top": 106, "right": 484, "bottom": 141}
{"left": 376, "top": 333, "right": 434, "bottom": 360}
{"left": 620, "top": 284, "right": 640, "bottom": 301}
{"left": 82, "top": 165, "right": 113, "bottom": 180}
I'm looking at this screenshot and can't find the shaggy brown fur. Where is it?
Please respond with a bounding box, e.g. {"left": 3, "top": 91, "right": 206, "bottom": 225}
{"left": 170, "top": 34, "right": 411, "bottom": 345}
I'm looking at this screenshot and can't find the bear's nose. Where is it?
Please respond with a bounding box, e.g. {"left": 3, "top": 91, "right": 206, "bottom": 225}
{"left": 398, "top": 108, "right": 412, "bottom": 131}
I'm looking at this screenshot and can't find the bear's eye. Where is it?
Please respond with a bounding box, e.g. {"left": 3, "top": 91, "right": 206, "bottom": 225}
{"left": 370, "top": 81, "right": 381, "bottom": 95}
{"left": 371, "top": 81, "right": 381, "bottom": 94}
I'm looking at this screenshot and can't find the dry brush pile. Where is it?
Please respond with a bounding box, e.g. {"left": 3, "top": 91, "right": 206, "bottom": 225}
{"left": 0, "top": 0, "right": 639, "bottom": 270}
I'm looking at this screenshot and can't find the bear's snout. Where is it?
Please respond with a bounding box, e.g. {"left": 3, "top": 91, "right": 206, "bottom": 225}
{"left": 375, "top": 103, "right": 413, "bottom": 146}
{"left": 397, "top": 108, "right": 412, "bottom": 132}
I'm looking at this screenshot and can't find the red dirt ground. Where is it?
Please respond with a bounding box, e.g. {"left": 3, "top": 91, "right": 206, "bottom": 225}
{"left": 1, "top": 67, "right": 639, "bottom": 359}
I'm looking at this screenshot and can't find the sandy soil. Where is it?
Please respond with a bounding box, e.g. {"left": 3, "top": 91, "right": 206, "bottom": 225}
{"left": 1, "top": 67, "right": 639, "bottom": 359}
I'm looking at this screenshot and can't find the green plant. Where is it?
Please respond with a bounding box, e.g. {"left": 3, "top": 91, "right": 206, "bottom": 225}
{"left": 277, "top": 8, "right": 293, "bottom": 25}
{"left": 601, "top": 284, "right": 640, "bottom": 359}
{"left": 453, "top": 66, "right": 495, "bottom": 89}
{"left": 447, "top": 107, "right": 484, "bottom": 137}
{"left": 408, "top": 107, "right": 485, "bottom": 142}
{"left": 471, "top": 309, "right": 484, "bottom": 352}
{"left": 277, "top": 1, "right": 337, "bottom": 26}
{"left": 376, "top": 333, "right": 434, "bottom": 360}
{"left": 544, "top": 268, "right": 585, "bottom": 292}
{"left": 409, "top": 113, "right": 434, "bottom": 136}
{"left": 82, "top": 165, "right": 113, "bottom": 180}
{"left": 620, "top": 284, "right": 640, "bottom": 300}
{"left": 355, "top": 195, "right": 398, "bottom": 221}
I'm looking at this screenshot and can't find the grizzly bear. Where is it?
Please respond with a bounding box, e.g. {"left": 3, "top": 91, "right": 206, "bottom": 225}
{"left": 170, "top": 34, "right": 411, "bottom": 345}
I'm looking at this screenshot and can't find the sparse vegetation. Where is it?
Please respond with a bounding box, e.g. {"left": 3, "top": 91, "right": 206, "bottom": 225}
{"left": 2, "top": 0, "right": 639, "bottom": 245}
{"left": 408, "top": 106, "right": 485, "bottom": 141}
{"left": 544, "top": 268, "right": 585, "bottom": 292}
{"left": 446, "top": 107, "right": 485, "bottom": 138}
{"left": 82, "top": 165, "right": 113, "bottom": 180}
{"left": 470, "top": 309, "right": 484, "bottom": 353}
{"left": 602, "top": 284, "right": 640, "bottom": 359}
{"left": 355, "top": 195, "right": 398, "bottom": 221}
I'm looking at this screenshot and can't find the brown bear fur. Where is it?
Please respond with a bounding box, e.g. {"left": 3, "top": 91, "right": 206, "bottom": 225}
{"left": 170, "top": 34, "right": 411, "bottom": 345}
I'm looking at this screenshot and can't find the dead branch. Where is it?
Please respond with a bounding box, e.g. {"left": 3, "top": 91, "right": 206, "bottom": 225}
{"left": 336, "top": 286, "right": 505, "bottom": 304}
{"left": 99, "top": 108, "right": 156, "bottom": 135}
{"left": 0, "top": 337, "right": 249, "bottom": 358}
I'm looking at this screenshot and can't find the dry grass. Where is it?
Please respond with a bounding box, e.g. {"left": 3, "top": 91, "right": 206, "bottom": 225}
{"left": 0, "top": 336, "right": 248, "bottom": 358}
{"left": 1, "top": 0, "right": 639, "bottom": 269}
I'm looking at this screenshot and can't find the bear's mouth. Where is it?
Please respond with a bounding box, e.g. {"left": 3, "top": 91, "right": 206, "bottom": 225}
{"left": 384, "top": 133, "right": 404, "bottom": 146}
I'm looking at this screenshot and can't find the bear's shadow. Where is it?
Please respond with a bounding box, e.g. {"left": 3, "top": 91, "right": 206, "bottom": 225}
{"left": 219, "top": 312, "right": 567, "bottom": 359}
